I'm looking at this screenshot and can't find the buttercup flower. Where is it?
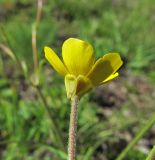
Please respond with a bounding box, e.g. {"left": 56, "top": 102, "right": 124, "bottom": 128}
{"left": 44, "top": 38, "right": 123, "bottom": 99}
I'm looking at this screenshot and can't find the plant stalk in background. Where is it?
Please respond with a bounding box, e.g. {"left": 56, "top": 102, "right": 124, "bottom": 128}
{"left": 36, "top": 86, "right": 65, "bottom": 151}
{"left": 44, "top": 38, "right": 123, "bottom": 159}
{"left": 31, "top": 0, "right": 65, "bottom": 151}
{"left": 32, "top": 0, "right": 43, "bottom": 71}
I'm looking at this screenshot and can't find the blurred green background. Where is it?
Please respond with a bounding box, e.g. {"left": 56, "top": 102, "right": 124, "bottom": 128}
{"left": 0, "top": 0, "right": 155, "bottom": 159}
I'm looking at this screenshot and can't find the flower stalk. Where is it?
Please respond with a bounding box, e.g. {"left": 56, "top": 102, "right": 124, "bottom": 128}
{"left": 68, "top": 95, "right": 79, "bottom": 160}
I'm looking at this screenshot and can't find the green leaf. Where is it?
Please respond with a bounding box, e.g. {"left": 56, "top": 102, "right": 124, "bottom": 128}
{"left": 146, "top": 146, "right": 155, "bottom": 160}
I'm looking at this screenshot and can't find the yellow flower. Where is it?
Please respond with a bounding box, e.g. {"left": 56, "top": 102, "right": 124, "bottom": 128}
{"left": 44, "top": 38, "right": 123, "bottom": 99}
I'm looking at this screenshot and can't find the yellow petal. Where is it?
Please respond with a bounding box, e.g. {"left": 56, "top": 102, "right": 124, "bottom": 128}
{"left": 44, "top": 46, "right": 68, "bottom": 76}
{"left": 65, "top": 74, "right": 77, "bottom": 99}
{"left": 101, "top": 72, "right": 119, "bottom": 84}
{"left": 62, "top": 38, "right": 95, "bottom": 76}
{"left": 65, "top": 74, "right": 93, "bottom": 99}
{"left": 87, "top": 53, "right": 123, "bottom": 86}
{"left": 76, "top": 75, "right": 92, "bottom": 97}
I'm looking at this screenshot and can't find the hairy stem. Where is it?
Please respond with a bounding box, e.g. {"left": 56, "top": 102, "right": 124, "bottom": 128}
{"left": 116, "top": 113, "right": 155, "bottom": 160}
{"left": 68, "top": 95, "right": 79, "bottom": 160}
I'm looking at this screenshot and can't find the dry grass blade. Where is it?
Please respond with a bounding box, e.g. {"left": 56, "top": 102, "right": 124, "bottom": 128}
{"left": 32, "top": 0, "right": 43, "bottom": 71}
{"left": 0, "top": 43, "right": 16, "bottom": 62}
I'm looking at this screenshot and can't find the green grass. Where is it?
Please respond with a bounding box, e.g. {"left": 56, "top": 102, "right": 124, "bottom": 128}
{"left": 0, "top": 0, "right": 155, "bottom": 159}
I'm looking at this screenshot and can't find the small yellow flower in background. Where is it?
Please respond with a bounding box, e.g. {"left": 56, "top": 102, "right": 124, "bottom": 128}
{"left": 44, "top": 38, "right": 123, "bottom": 99}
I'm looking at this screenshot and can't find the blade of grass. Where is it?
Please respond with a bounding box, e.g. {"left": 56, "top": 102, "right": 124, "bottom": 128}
{"left": 146, "top": 146, "right": 155, "bottom": 160}
{"left": 116, "top": 113, "right": 155, "bottom": 160}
